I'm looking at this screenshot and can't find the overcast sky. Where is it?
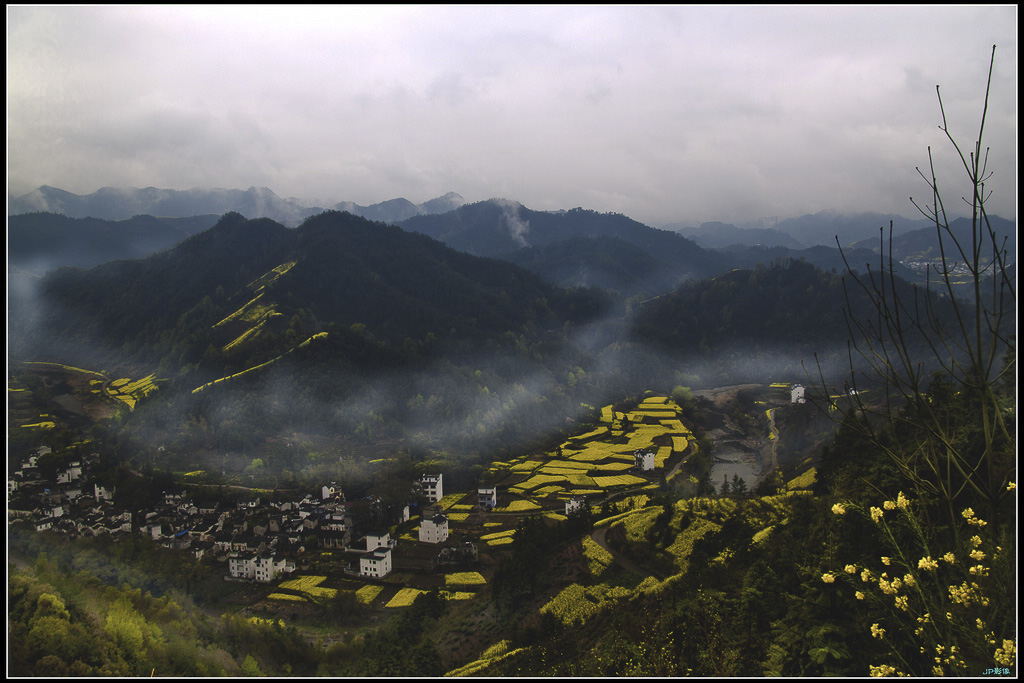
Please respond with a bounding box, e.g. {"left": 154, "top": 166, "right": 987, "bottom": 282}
{"left": 7, "top": 5, "right": 1017, "bottom": 227}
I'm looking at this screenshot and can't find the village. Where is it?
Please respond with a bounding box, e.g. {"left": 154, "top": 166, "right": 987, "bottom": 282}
{"left": 7, "top": 440, "right": 665, "bottom": 590}
{"left": 8, "top": 387, "right": 806, "bottom": 609}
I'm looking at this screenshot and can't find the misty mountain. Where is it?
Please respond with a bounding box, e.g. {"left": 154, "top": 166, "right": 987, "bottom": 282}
{"left": 7, "top": 185, "right": 321, "bottom": 227}
{"left": 8, "top": 185, "right": 466, "bottom": 228}
{"left": 711, "top": 243, "right": 919, "bottom": 282}
{"left": 769, "top": 210, "right": 934, "bottom": 248}
{"left": 848, "top": 214, "right": 1017, "bottom": 265}
{"left": 631, "top": 258, "right": 959, "bottom": 379}
{"left": 502, "top": 235, "right": 684, "bottom": 298}
{"left": 670, "top": 221, "right": 806, "bottom": 249}
{"left": 399, "top": 200, "right": 729, "bottom": 293}
{"left": 13, "top": 210, "right": 609, "bottom": 374}
{"left": 334, "top": 191, "right": 465, "bottom": 224}
{"left": 8, "top": 212, "right": 217, "bottom": 275}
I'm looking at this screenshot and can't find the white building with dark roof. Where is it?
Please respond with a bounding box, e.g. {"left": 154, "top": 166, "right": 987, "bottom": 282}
{"left": 418, "top": 513, "right": 449, "bottom": 544}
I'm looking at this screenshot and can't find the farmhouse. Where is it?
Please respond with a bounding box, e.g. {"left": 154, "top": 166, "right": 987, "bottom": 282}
{"left": 791, "top": 384, "right": 806, "bottom": 404}
{"left": 364, "top": 530, "right": 394, "bottom": 552}
{"left": 477, "top": 487, "right": 497, "bottom": 510}
{"left": 633, "top": 449, "right": 656, "bottom": 471}
{"left": 420, "top": 473, "right": 443, "bottom": 503}
{"left": 565, "top": 496, "right": 587, "bottom": 516}
{"left": 418, "top": 513, "right": 449, "bottom": 544}
{"left": 359, "top": 546, "right": 393, "bottom": 578}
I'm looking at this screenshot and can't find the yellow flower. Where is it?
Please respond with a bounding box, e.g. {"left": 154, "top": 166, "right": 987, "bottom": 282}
{"left": 942, "top": 552, "right": 956, "bottom": 563}
{"left": 845, "top": 564, "right": 857, "bottom": 574}
{"left": 881, "top": 556, "right": 892, "bottom": 566}
{"left": 896, "top": 491, "right": 910, "bottom": 509}
{"left": 870, "top": 623, "right": 886, "bottom": 639}
{"left": 970, "top": 535, "right": 983, "bottom": 547}
{"left": 918, "top": 556, "right": 939, "bottom": 571}
{"left": 861, "top": 569, "right": 873, "bottom": 582}
{"left": 962, "top": 508, "right": 975, "bottom": 519}
{"left": 870, "top": 507, "right": 884, "bottom": 523}
{"left": 976, "top": 618, "right": 985, "bottom": 630}
{"left": 969, "top": 549, "right": 986, "bottom": 561}
{"left": 870, "top": 664, "right": 897, "bottom": 677}
{"left": 883, "top": 500, "right": 896, "bottom": 510}
{"left": 903, "top": 573, "right": 916, "bottom": 587}
{"left": 831, "top": 503, "right": 847, "bottom": 515}
{"left": 855, "top": 591, "right": 865, "bottom": 600}
{"left": 994, "top": 639, "right": 1015, "bottom": 667}
{"left": 932, "top": 665, "right": 944, "bottom": 676}
{"left": 894, "top": 595, "right": 909, "bottom": 611}
{"left": 821, "top": 573, "right": 836, "bottom": 584}
{"left": 1008, "top": 481, "right": 1016, "bottom": 491}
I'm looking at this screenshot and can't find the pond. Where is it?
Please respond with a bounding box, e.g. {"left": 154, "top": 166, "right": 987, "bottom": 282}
{"left": 709, "top": 442, "right": 760, "bottom": 494}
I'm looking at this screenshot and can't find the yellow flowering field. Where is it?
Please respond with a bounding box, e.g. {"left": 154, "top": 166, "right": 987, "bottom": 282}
{"left": 589, "top": 461, "right": 633, "bottom": 471}
{"left": 592, "top": 474, "right": 647, "bottom": 488}
{"left": 355, "top": 585, "right": 382, "bottom": 605}
{"left": 267, "top": 592, "right": 305, "bottom": 602}
{"left": 496, "top": 499, "right": 541, "bottom": 512}
{"left": 480, "top": 529, "right": 517, "bottom": 541}
{"left": 786, "top": 467, "right": 817, "bottom": 490}
{"left": 441, "top": 591, "right": 475, "bottom": 601}
{"left": 386, "top": 587, "right": 426, "bottom": 608}
{"left": 278, "top": 575, "right": 337, "bottom": 600}
{"left": 438, "top": 493, "right": 467, "bottom": 510}
{"left": 486, "top": 536, "right": 514, "bottom": 546}
{"left": 510, "top": 460, "right": 545, "bottom": 472}
{"left": 569, "top": 425, "right": 610, "bottom": 441}
{"left": 539, "top": 459, "right": 593, "bottom": 471}
{"left": 445, "top": 572, "right": 487, "bottom": 586}
{"left": 582, "top": 537, "right": 614, "bottom": 576}
{"left": 518, "top": 474, "right": 567, "bottom": 490}
{"left": 540, "top": 584, "right": 600, "bottom": 626}
{"left": 446, "top": 640, "right": 526, "bottom": 677}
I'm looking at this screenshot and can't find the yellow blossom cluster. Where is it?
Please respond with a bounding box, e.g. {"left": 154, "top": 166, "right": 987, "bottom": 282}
{"left": 961, "top": 508, "right": 988, "bottom": 527}
{"left": 831, "top": 503, "right": 847, "bottom": 515}
{"left": 948, "top": 581, "right": 988, "bottom": 607}
{"left": 917, "top": 556, "right": 939, "bottom": 571}
{"left": 993, "top": 640, "right": 1015, "bottom": 667}
{"left": 821, "top": 573, "right": 836, "bottom": 584}
{"left": 869, "top": 664, "right": 900, "bottom": 677}
{"left": 871, "top": 623, "right": 886, "bottom": 639}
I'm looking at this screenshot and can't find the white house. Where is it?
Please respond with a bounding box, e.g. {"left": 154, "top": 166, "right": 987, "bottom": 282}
{"left": 364, "top": 531, "right": 393, "bottom": 552}
{"left": 418, "top": 513, "right": 449, "bottom": 544}
{"left": 420, "top": 473, "right": 443, "bottom": 503}
{"left": 478, "top": 488, "right": 497, "bottom": 510}
{"left": 321, "top": 482, "right": 343, "bottom": 501}
{"left": 359, "top": 546, "right": 393, "bottom": 578}
{"left": 228, "top": 552, "right": 257, "bottom": 580}
{"left": 791, "top": 384, "right": 806, "bottom": 404}
{"left": 565, "top": 496, "right": 587, "bottom": 516}
{"left": 633, "top": 450, "right": 655, "bottom": 471}
{"left": 229, "top": 552, "right": 294, "bottom": 582}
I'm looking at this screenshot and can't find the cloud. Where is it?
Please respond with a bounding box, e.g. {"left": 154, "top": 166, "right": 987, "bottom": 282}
{"left": 7, "top": 5, "right": 1017, "bottom": 227}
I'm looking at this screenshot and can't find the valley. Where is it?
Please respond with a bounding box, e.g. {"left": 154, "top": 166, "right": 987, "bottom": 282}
{"left": 6, "top": 196, "right": 1015, "bottom": 677}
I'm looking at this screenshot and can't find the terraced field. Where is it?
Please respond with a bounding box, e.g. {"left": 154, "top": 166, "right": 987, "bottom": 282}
{"left": 485, "top": 395, "right": 698, "bottom": 510}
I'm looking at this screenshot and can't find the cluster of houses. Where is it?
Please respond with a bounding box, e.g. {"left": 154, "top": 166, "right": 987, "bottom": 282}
{"left": 9, "top": 450, "right": 479, "bottom": 584}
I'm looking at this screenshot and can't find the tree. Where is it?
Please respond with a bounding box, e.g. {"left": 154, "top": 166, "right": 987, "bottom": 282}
{"left": 812, "top": 45, "right": 1014, "bottom": 535}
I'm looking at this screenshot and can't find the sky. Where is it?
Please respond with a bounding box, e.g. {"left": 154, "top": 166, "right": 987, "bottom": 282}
{"left": 7, "top": 5, "right": 1018, "bottom": 227}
